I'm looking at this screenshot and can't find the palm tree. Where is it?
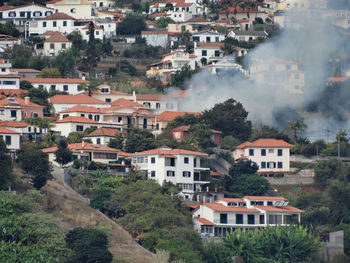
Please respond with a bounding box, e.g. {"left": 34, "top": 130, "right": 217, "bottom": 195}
{"left": 287, "top": 118, "right": 307, "bottom": 141}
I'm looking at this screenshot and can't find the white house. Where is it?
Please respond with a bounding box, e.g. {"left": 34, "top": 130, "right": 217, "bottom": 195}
{"left": 80, "top": 84, "right": 135, "bottom": 103}
{"left": 146, "top": 50, "right": 197, "bottom": 81}
{"left": 132, "top": 147, "right": 210, "bottom": 200}
{"left": 80, "top": 23, "right": 104, "bottom": 41}
{"left": 203, "top": 58, "right": 247, "bottom": 75}
{"left": 0, "top": 3, "right": 54, "bottom": 26}
{"left": 141, "top": 30, "right": 169, "bottom": 48}
{"left": 193, "top": 196, "right": 303, "bottom": 238}
{"left": 42, "top": 142, "right": 119, "bottom": 166}
{"left": 0, "top": 75, "right": 20, "bottom": 90}
{"left": 48, "top": 94, "right": 109, "bottom": 113}
{"left": 22, "top": 78, "right": 89, "bottom": 95}
{"left": 192, "top": 30, "right": 225, "bottom": 43}
{"left": 194, "top": 42, "right": 224, "bottom": 66}
{"left": 167, "top": 2, "right": 201, "bottom": 23}
{"left": 40, "top": 32, "right": 72, "bottom": 56}
{"left": 46, "top": 0, "right": 97, "bottom": 20}
{"left": 153, "top": 111, "right": 200, "bottom": 135}
{"left": 249, "top": 58, "right": 305, "bottom": 94}
{"left": 95, "top": 19, "right": 117, "bottom": 38}
{"left": 0, "top": 126, "right": 21, "bottom": 157}
{"left": 29, "top": 12, "right": 76, "bottom": 36}
{"left": 232, "top": 138, "right": 294, "bottom": 175}
{"left": 0, "top": 120, "right": 45, "bottom": 139}
{"left": 228, "top": 30, "right": 268, "bottom": 42}
{"left": 0, "top": 97, "right": 22, "bottom": 121}
{"left": 149, "top": 2, "right": 166, "bottom": 14}
{"left": 83, "top": 127, "right": 120, "bottom": 146}
{"left": 90, "top": 0, "right": 115, "bottom": 8}
{"left": 0, "top": 34, "right": 21, "bottom": 53}
{"left": 0, "top": 59, "right": 12, "bottom": 75}
{"left": 136, "top": 94, "right": 179, "bottom": 113}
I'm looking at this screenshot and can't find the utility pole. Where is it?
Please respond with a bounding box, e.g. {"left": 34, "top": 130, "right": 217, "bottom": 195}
{"left": 338, "top": 136, "right": 340, "bottom": 158}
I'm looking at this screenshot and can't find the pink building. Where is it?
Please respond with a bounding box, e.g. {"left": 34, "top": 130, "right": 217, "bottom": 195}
{"left": 169, "top": 125, "right": 222, "bottom": 145}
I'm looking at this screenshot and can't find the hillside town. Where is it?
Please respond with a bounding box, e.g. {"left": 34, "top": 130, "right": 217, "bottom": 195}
{"left": 0, "top": 0, "right": 350, "bottom": 262}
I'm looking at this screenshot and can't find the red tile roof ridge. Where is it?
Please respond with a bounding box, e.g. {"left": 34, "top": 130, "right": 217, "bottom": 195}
{"left": 111, "top": 98, "right": 145, "bottom": 107}
{"left": 194, "top": 217, "right": 215, "bottom": 226}
{"left": 155, "top": 111, "right": 200, "bottom": 122}
{"left": 42, "top": 142, "right": 119, "bottom": 153}
{"left": 85, "top": 127, "right": 120, "bottom": 137}
{"left": 235, "top": 138, "right": 294, "bottom": 149}
{"left": 203, "top": 202, "right": 260, "bottom": 212}
{"left": 0, "top": 126, "right": 20, "bottom": 134}
{"left": 132, "top": 148, "right": 208, "bottom": 156}
{"left": 22, "top": 77, "right": 89, "bottom": 83}
{"left": 255, "top": 205, "right": 304, "bottom": 213}
{"left": 55, "top": 116, "right": 100, "bottom": 124}
{"left": 243, "top": 196, "right": 287, "bottom": 201}
{"left": 0, "top": 121, "right": 29, "bottom": 128}
{"left": 59, "top": 105, "right": 101, "bottom": 114}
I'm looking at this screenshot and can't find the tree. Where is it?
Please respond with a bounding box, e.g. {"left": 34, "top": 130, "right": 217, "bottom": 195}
{"left": 55, "top": 139, "right": 72, "bottom": 167}
{"left": 124, "top": 129, "right": 155, "bottom": 153}
{"left": 17, "top": 142, "right": 52, "bottom": 189}
{"left": 79, "top": 79, "right": 100, "bottom": 96}
{"left": 116, "top": 14, "right": 146, "bottom": 35}
{"left": 67, "top": 132, "right": 84, "bottom": 144}
{"left": 39, "top": 67, "right": 61, "bottom": 78}
{"left": 314, "top": 159, "right": 344, "bottom": 189}
{"left": 0, "top": 139, "right": 13, "bottom": 189}
{"left": 171, "top": 65, "right": 197, "bottom": 89}
{"left": 0, "top": 22, "right": 20, "bottom": 37}
{"left": 165, "top": 113, "right": 200, "bottom": 131}
{"left": 108, "top": 133, "right": 124, "bottom": 149}
{"left": 54, "top": 47, "right": 79, "bottom": 77}
{"left": 65, "top": 227, "right": 112, "bottom": 263}
{"left": 201, "top": 98, "right": 252, "bottom": 140}
{"left": 187, "top": 123, "right": 215, "bottom": 150}
{"left": 20, "top": 80, "right": 33, "bottom": 90}
{"left": 250, "top": 125, "right": 290, "bottom": 142}
{"left": 287, "top": 118, "right": 307, "bottom": 141}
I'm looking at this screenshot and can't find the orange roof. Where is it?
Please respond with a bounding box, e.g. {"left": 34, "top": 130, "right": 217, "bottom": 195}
{"left": 0, "top": 89, "right": 27, "bottom": 98}
{"left": 328, "top": 77, "right": 349, "bottom": 82}
{"left": 0, "top": 126, "right": 20, "bottom": 134}
{"left": 156, "top": 111, "right": 200, "bottom": 122}
{"left": 196, "top": 42, "right": 224, "bottom": 49}
{"left": 255, "top": 205, "right": 304, "bottom": 213}
{"left": 170, "top": 125, "right": 190, "bottom": 132}
{"left": 217, "top": 198, "right": 244, "bottom": 202}
{"left": 45, "top": 32, "right": 70, "bottom": 42}
{"left": 111, "top": 98, "right": 144, "bottom": 107}
{"left": 11, "top": 68, "right": 40, "bottom": 73}
{"left": 136, "top": 94, "right": 163, "bottom": 101}
{"left": 42, "top": 142, "right": 118, "bottom": 153}
{"left": 22, "top": 78, "right": 89, "bottom": 84}
{"left": 82, "top": 23, "right": 103, "bottom": 30}
{"left": 129, "top": 81, "right": 147, "bottom": 87}
{"left": 141, "top": 30, "right": 168, "bottom": 35}
{"left": 85, "top": 127, "right": 120, "bottom": 137}
{"left": 49, "top": 95, "right": 107, "bottom": 105}
{"left": 210, "top": 171, "right": 221, "bottom": 177}
{"left": 219, "top": 6, "right": 257, "bottom": 14}
{"left": 236, "top": 139, "right": 294, "bottom": 149}
{"left": 175, "top": 3, "right": 192, "bottom": 7}
{"left": 60, "top": 105, "right": 101, "bottom": 114}
{"left": 194, "top": 217, "right": 215, "bottom": 226}
{"left": 0, "top": 121, "right": 29, "bottom": 128}
{"left": 55, "top": 116, "right": 100, "bottom": 124}
{"left": 187, "top": 204, "right": 200, "bottom": 209}
{"left": 151, "top": 12, "right": 167, "bottom": 17}
{"left": 243, "top": 196, "right": 287, "bottom": 201}
{"left": 0, "top": 97, "right": 43, "bottom": 108}
{"left": 204, "top": 203, "right": 259, "bottom": 213}
{"left": 0, "top": 5, "right": 15, "bottom": 11}
{"left": 39, "top": 12, "right": 76, "bottom": 20}
{"left": 132, "top": 148, "right": 208, "bottom": 157}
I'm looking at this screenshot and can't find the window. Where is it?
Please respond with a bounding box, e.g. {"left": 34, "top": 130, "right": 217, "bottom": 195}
{"left": 167, "top": 170, "right": 175, "bottom": 177}
{"left": 1, "top": 68, "right": 5, "bottom": 72}
{"left": 156, "top": 103, "right": 161, "bottom": 109}
{"left": 261, "top": 149, "right": 266, "bottom": 156}
{"left": 183, "top": 171, "right": 191, "bottom": 177}
{"left": 81, "top": 114, "right": 85, "bottom": 117}
{"left": 202, "top": 50, "right": 207, "bottom": 56}
{"left": 96, "top": 138, "right": 101, "bottom": 144}
{"left": 63, "top": 85, "right": 68, "bottom": 91}
{"left": 214, "top": 50, "right": 220, "bottom": 57}
{"left": 269, "top": 215, "right": 282, "bottom": 224}
{"left": 150, "top": 171, "right": 156, "bottom": 177}
{"left": 220, "top": 213, "right": 227, "bottom": 224}
{"left": 10, "top": 110, "right": 16, "bottom": 118}
{"left": 94, "top": 115, "right": 100, "bottom": 122}
{"left": 39, "top": 84, "right": 44, "bottom": 88}
{"left": 118, "top": 117, "right": 122, "bottom": 122}
{"left": 33, "top": 11, "right": 42, "bottom": 17}
{"left": 76, "top": 125, "right": 83, "bottom": 132}
{"left": 278, "top": 149, "right": 283, "bottom": 156}
{"left": 63, "top": 21, "right": 67, "bottom": 26}
{"left": 32, "top": 113, "right": 38, "bottom": 118}
{"left": 20, "top": 12, "right": 25, "bottom": 17}
{"left": 105, "top": 98, "right": 111, "bottom": 102}
{"left": 193, "top": 36, "right": 199, "bottom": 41}
{"left": 206, "top": 36, "right": 211, "bottom": 42}
{"left": 156, "top": 124, "right": 159, "bottom": 130}
{"left": 151, "top": 157, "right": 155, "bottom": 164}
{"left": 50, "top": 85, "right": 56, "bottom": 91}
{"left": 268, "top": 149, "right": 274, "bottom": 153}
{"left": 53, "top": 21, "right": 57, "bottom": 27}
{"left": 28, "top": 127, "right": 31, "bottom": 132}
{"left": 278, "top": 162, "right": 283, "bottom": 169}
{"left": 70, "top": 8, "right": 76, "bottom": 13}
{"left": 88, "top": 114, "right": 93, "bottom": 120}
{"left": 3, "top": 81, "right": 16, "bottom": 85}
{"left": 5, "top": 136, "right": 11, "bottom": 145}
{"left": 193, "top": 158, "right": 197, "bottom": 167}
{"left": 248, "top": 214, "right": 255, "bottom": 225}
{"left": 286, "top": 64, "right": 291, "bottom": 70}
{"left": 295, "top": 73, "right": 300, "bottom": 79}
{"left": 9, "top": 12, "right": 16, "bottom": 17}
{"left": 96, "top": 31, "right": 99, "bottom": 35}
{"left": 236, "top": 214, "right": 243, "bottom": 224}
{"left": 184, "top": 157, "right": 189, "bottom": 164}
{"left": 261, "top": 162, "right": 266, "bottom": 169}
{"left": 50, "top": 43, "right": 54, "bottom": 49}
{"left": 267, "top": 201, "right": 273, "bottom": 206}
{"left": 43, "top": 21, "right": 47, "bottom": 27}
{"left": 45, "top": 11, "right": 53, "bottom": 16}
{"left": 249, "top": 149, "right": 254, "bottom": 156}
{"left": 62, "top": 43, "right": 66, "bottom": 49}
{"left": 215, "top": 36, "right": 219, "bottom": 42}
{"left": 251, "top": 201, "right": 263, "bottom": 206}
{"left": 267, "top": 162, "right": 276, "bottom": 168}
{"left": 259, "top": 215, "right": 265, "bottom": 224}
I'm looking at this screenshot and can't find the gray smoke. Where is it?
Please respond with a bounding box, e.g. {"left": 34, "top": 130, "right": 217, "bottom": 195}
{"left": 176, "top": 8, "right": 350, "bottom": 141}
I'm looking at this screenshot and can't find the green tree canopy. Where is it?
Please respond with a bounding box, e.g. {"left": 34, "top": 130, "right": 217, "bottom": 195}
{"left": 116, "top": 14, "right": 146, "bottom": 35}
{"left": 55, "top": 139, "right": 73, "bottom": 167}
{"left": 124, "top": 129, "right": 155, "bottom": 153}
{"left": 0, "top": 139, "right": 13, "bottom": 189}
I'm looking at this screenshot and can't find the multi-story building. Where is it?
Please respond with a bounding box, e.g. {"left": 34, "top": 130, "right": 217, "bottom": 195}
{"left": 23, "top": 78, "right": 89, "bottom": 95}
{"left": 192, "top": 196, "right": 303, "bottom": 238}
{"left": 0, "top": 126, "right": 21, "bottom": 158}
{"left": 132, "top": 147, "right": 210, "bottom": 200}
{"left": 153, "top": 111, "right": 200, "bottom": 135}
{"left": 29, "top": 12, "right": 76, "bottom": 36}
{"left": 48, "top": 95, "right": 109, "bottom": 113}
{"left": 192, "top": 30, "right": 226, "bottom": 43}
{"left": 0, "top": 97, "right": 22, "bottom": 121}
{"left": 232, "top": 138, "right": 294, "bottom": 176}
{"left": 136, "top": 94, "right": 179, "bottom": 113}
{"left": 194, "top": 42, "right": 224, "bottom": 66}
{"left": 83, "top": 127, "right": 120, "bottom": 146}
{"left": 46, "top": 0, "right": 97, "bottom": 20}
{"left": 40, "top": 32, "right": 72, "bottom": 56}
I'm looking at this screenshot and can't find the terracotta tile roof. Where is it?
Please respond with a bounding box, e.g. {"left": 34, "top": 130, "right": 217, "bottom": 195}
{"left": 328, "top": 77, "right": 349, "bottom": 82}
{"left": 0, "top": 121, "right": 29, "bottom": 128}
{"left": 175, "top": 3, "right": 192, "bottom": 7}
{"left": 82, "top": 23, "right": 103, "bottom": 30}
{"left": 219, "top": 6, "right": 257, "bottom": 14}
{"left": 0, "top": 97, "right": 43, "bottom": 108}
{"left": 0, "top": 126, "right": 20, "bottom": 134}
{"left": 204, "top": 203, "right": 259, "bottom": 212}
{"left": 42, "top": 142, "right": 119, "bottom": 153}
{"left": 0, "top": 6, "right": 15, "bottom": 11}
{"left": 210, "top": 171, "right": 221, "bottom": 177}
{"left": 0, "top": 89, "right": 27, "bottom": 98}
{"left": 39, "top": 12, "right": 76, "bottom": 20}
{"left": 55, "top": 116, "right": 100, "bottom": 124}
{"left": 59, "top": 105, "right": 101, "bottom": 114}
{"left": 156, "top": 111, "right": 200, "bottom": 122}
{"left": 45, "top": 32, "right": 70, "bottom": 42}
{"left": 40, "top": 31, "right": 58, "bottom": 36}
{"left": 217, "top": 198, "right": 244, "bottom": 202}
{"left": 170, "top": 125, "right": 190, "bottom": 132}
{"left": 196, "top": 42, "right": 224, "bottom": 49}
{"left": 236, "top": 139, "right": 294, "bottom": 149}
{"left": 136, "top": 94, "right": 164, "bottom": 101}
{"left": 187, "top": 204, "right": 200, "bottom": 209}
{"left": 167, "top": 0, "right": 185, "bottom": 3}
{"left": 22, "top": 78, "right": 89, "bottom": 84}
{"left": 0, "top": 75, "right": 20, "bottom": 78}
{"left": 133, "top": 148, "right": 208, "bottom": 157}
{"left": 255, "top": 205, "right": 304, "bottom": 213}
{"left": 166, "top": 89, "right": 189, "bottom": 98}
{"left": 129, "top": 81, "right": 147, "bottom": 87}
{"left": 85, "top": 127, "right": 120, "bottom": 137}
{"left": 194, "top": 217, "right": 215, "bottom": 226}
{"left": 151, "top": 12, "right": 167, "bottom": 17}
{"left": 243, "top": 196, "right": 287, "bottom": 201}
{"left": 141, "top": 30, "right": 168, "bottom": 35}
{"left": 111, "top": 98, "right": 144, "bottom": 107}
{"left": 49, "top": 95, "right": 107, "bottom": 105}
{"left": 11, "top": 68, "right": 40, "bottom": 73}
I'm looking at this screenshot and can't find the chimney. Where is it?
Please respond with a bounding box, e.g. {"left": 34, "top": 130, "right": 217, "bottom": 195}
{"left": 132, "top": 90, "right": 136, "bottom": 102}
{"left": 82, "top": 141, "right": 85, "bottom": 148}
{"left": 24, "top": 97, "right": 30, "bottom": 105}
{"left": 81, "top": 73, "right": 86, "bottom": 80}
